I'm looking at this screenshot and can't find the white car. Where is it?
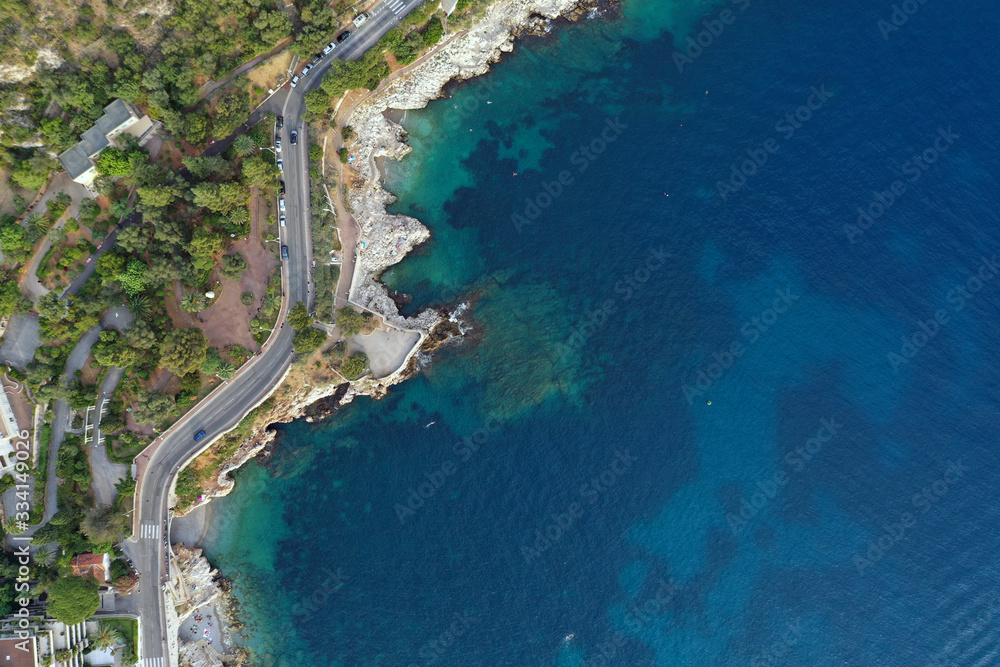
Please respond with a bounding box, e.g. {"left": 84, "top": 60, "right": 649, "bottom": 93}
{"left": 302, "top": 64, "right": 313, "bottom": 76}
{"left": 323, "top": 42, "right": 336, "bottom": 55}
{"left": 275, "top": 139, "right": 282, "bottom": 152}
{"left": 353, "top": 11, "right": 370, "bottom": 27}
{"left": 279, "top": 215, "right": 286, "bottom": 227}
{"left": 279, "top": 198, "right": 286, "bottom": 212}
{"left": 290, "top": 75, "right": 300, "bottom": 88}
{"left": 276, "top": 159, "right": 283, "bottom": 172}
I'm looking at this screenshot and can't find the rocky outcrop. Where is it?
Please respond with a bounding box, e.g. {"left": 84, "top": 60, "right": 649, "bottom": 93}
{"left": 345, "top": 0, "right": 587, "bottom": 332}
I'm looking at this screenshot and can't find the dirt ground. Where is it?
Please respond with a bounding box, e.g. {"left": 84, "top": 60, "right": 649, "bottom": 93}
{"left": 247, "top": 51, "right": 294, "bottom": 93}
{"left": 79, "top": 353, "right": 101, "bottom": 385}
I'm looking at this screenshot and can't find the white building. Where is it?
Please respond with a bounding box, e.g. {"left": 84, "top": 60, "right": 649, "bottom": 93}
{"left": 57, "top": 99, "right": 160, "bottom": 188}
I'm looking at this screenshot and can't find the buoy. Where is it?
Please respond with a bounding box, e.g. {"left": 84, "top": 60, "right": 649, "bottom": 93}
{"left": 706, "top": 400, "right": 712, "bottom": 405}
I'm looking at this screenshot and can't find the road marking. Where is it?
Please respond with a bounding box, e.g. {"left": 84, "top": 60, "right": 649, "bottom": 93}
{"left": 140, "top": 657, "right": 164, "bottom": 667}
{"left": 141, "top": 522, "right": 161, "bottom": 540}
{"left": 388, "top": 0, "right": 404, "bottom": 13}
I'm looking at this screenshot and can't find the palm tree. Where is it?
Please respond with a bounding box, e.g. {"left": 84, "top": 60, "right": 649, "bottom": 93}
{"left": 127, "top": 294, "right": 150, "bottom": 320}
{"left": 34, "top": 545, "right": 56, "bottom": 566}
{"left": 233, "top": 134, "right": 256, "bottom": 156}
{"left": 180, "top": 293, "right": 205, "bottom": 313}
{"left": 25, "top": 212, "right": 49, "bottom": 234}
{"left": 216, "top": 362, "right": 235, "bottom": 380}
{"left": 91, "top": 622, "right": 123, "bottom": 651}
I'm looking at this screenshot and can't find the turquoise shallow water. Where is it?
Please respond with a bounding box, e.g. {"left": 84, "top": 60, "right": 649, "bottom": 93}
{"left": 201, "top": 0, "right": 1000, "bottom": 665}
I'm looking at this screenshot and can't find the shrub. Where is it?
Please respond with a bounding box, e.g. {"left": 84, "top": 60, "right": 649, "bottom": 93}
{"left": 241, "top": 291, "right": 254, "bottom": 305}
{"left": 338, "top": 147, "right": 349, "bottom": 163}
{"left": 340, "top": 352, "right": 369, "bottom": 380}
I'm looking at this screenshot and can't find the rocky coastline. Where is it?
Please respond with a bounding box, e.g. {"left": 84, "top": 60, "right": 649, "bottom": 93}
{"left": 170, "top": 0, "right": 596, "bottom": 663}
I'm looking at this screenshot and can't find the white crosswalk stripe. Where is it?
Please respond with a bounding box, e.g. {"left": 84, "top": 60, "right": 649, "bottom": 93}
{"left": 389, "top": 0, "right": 404, "bottom": 13}
{"left": 141, "top": 657, "right": 164, "bottom": 667}
{"left": 141, "top": 522, "right": 161, "bottom": 540}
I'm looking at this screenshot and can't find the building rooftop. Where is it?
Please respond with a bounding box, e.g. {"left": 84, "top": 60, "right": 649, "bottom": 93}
{"left": 0, "top": 637, "right": 36, "bottom": 667}
{"left": 70, "top": 553, "right": 109, "bottom": 583}
{"left": 57, "top": 143, "right": 94, "bottom": 181}
{"left": 57, "top": 99, "right": 139, "bottom": 181}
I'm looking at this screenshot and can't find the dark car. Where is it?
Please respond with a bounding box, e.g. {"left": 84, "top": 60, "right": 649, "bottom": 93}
{"left": 194, "top": 429, "right": 206, "bottom": 441}
{"left": 337, "top": 30, "right": 351, "bottom": 43}
{"left": 276, "top": 116, "right": 284, "bottom": 129}
{"left": 290, "top": 130, "right": 298, "bottom": 144}
{"left": 279, "top": 180, "right": 286, "bottom": 194}
{"left": 281, "top": 245, "right": 289, "bottom": 259}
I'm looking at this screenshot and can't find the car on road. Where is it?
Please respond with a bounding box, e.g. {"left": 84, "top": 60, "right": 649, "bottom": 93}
{"left": 337, "top": 30, "right": 351, "bottom": 43}
{"left": 279, "top": 180, "right": 286, "bottom": 194}
{"left": 323, "top": 42, "right": 336, "bottom": 55}
{"left": 277, "top": 116, "right": 284, "bottom": 129}
{"left": 290, "top": 75, "right": 300, "bottom": 88}
{"left": 279, "top": 198, "right": 286, "bottom": 212}
{"left": 302, "top": 64, "right": 313, "bottom": 76}
{"left": 311, "top": 55, "right": 322, "bottom": 65}
{"left": 194, "top": 430, "right": 206, "bottom": 441}
{"left": 277, "top": 159, "right": 283, "bottom": 171}
{"left": 281, "top": 245, "right": 289, "bottom": 260}
{"left": 353, "top": 11, "right": 370, "bottom": 26}
{"left": 290, "top": 130, "right": 298, "bottom": 144}
{"left": 275, "top": 139, "right": 282, "bottom": 152}
{"left": 279, "top": 215, "right": 286, "bottom": 227}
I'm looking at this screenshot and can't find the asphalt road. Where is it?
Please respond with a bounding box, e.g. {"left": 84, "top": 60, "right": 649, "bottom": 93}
{"left": 126, "top": 3, "right": 429, "bottom": 665}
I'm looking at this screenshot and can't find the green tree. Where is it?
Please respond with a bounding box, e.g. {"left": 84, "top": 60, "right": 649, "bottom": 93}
{"left": 131, "top": 390, "right": 176, "bottom": 424}
{"left": 95, "top": 147, "right": 132, "bottom": 177}
{"left": 292, "top": 327, "right": 326, "bottom": 354}
{"left": 116, "top": 259, "right": 148, "bottom": 295}
{"left": 288, "top": 302, "right": 313, "bottom": 331}
{"left": 422, "top": 16, "right": 444, "bottom": 47}
{"left": 179, "top": 292, "right": 206, "bottom": 313}
{"left": 188, "top": 229, "right": 225, "bottom": 271}
{"left": 340, "top": 352, "right": 369, "bottom": 380}
{"left": 303, "top": 89, "right": 331, "bottom": 115}
{"left": 115, "top": 226, "right": 149, "bottom": 254}
{"left": 184, "top": 114, "right": 211, "bottom": 145}
{"left": 182, "top": 156, "right": 232, "bottom": 181}
{"left": 241, "top": 155, "right": 279, "bottom": 189}
{"left": 219, "top": 252, "right": 247, "bottom": 280}
{"left": 159, "top": 327, "right": 208, "bottom": 375}
{"left": 233, "top": 135, "right": 256, "bottom": 156}
{"left": 96, "top": 252, "right": 126, "bottom": 285}
{"left": 0, "top": 281, "right": 19, "bottom": 317}
{"left": 47, "top": 576, "right": 99, "bottom": 625}
{"left": 215, "top": 362, "right": 235, "bottom": 379}
{"left": 125, "top": 319, "right": 157, "bottom": 349}
{"left": 91, "top": 622, "right": 123, "bottom": 651}
{"left": 191, "top": 182, "right": 249, "bottom": 214}
{"left": 40, "top": 118, "right": 76, "bottom": 151}
{"left": 335, "top": 306, "right": 364, "bottom": 337}
{"left": 80, "top": 506, "right": 129, "bottom": 543}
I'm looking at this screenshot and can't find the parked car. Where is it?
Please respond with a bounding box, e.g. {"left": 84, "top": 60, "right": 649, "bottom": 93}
{"left": 337, "top": 30, "right": 351, "bottom": 43}
{"left": 302, "top": 64, "right": 313, "bottom": 76}
{"left": 279, "top": 215, "right": 286, "bottom": 227}
{"left": 276, "top": 115, "right": 284, "bottom": 129}
{"left": 279, "top": 180, "right": 286, "bottom": 194}
{"left": 275, "top": 139, "right": 282, "bottom": 152}
{"left": 279, "top": 198, "right": 286, "bottom": 212}
{"left": 290, "top": 130, "right": 298, "bottom": 144}
{"left": 277, "top": 159, "right": 283, "bottom": 171}
{"left": 194, "top": 430, "right": 206, "bottom": 441}
{"left": 353, "top": 11, "right": 370, "bottom": 27}
{"left": 311, "top": 55, "right": 322, "bottom": 65}
{"left": 323, "top": 42, "right": 336, "bottom": 55}
{"left": 281, "top": 245, "right": 289, "bottom": 260}
{"left": 290, "top": 75, "right": 300, "bottom": 88}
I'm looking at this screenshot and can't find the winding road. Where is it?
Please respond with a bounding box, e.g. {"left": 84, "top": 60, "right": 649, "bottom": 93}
{"left": 123, "top": 3, "right": 429, "bottom": 665}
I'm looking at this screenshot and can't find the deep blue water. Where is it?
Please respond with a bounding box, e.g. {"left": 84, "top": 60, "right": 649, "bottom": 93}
{"left": 201, "top": 0, "right": 1000, "bottom": 665}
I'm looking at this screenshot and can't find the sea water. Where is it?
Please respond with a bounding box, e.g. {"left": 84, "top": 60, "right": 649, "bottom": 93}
{"left": 201, "top": 0, "right": 1000, "bottom": 664}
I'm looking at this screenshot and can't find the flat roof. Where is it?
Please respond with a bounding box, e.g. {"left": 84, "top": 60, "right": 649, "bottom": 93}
{"left": 0, "top": 636, "right": 36, "bottom": 667}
